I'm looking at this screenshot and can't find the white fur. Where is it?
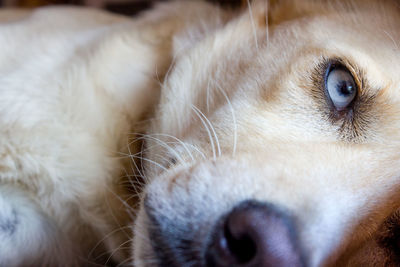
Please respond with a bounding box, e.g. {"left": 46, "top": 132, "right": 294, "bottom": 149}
{"left": 2, "top": 0, "right": 400, "bottom": 266}
{"left": 0, "top": 6, "right": 165, "bottom": 265}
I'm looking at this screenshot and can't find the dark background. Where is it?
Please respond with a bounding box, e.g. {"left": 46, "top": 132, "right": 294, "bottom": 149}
{"left": 0, "top": 0, "right": 244, "bottom": 15}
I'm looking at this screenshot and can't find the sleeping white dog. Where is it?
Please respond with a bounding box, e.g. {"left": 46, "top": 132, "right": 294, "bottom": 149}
{"left": 2, "top": 0, "right": 400, "bottom": 266}
{"left": 0, "top": 2, "right": 227, "bottom": 265}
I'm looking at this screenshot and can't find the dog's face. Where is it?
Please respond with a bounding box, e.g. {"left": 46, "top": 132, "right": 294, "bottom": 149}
{"left": 133, "top": 0, "right": 400, "bottom": 266}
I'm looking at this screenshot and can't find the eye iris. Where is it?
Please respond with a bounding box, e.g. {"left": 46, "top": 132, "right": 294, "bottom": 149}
{"left": 326, "top": 66, "right": 357, "bottom": 110}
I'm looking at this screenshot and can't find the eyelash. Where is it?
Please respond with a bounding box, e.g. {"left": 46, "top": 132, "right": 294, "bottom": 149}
{"left": 310, "top": 57, "right": 377, "bottom": 141}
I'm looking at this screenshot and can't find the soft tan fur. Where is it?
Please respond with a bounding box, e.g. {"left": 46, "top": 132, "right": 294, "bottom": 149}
{"left": 132, "top": 0, "right": 400, "bottom": 266}
{"left": 1, "top": 0, "right": 400, "bottom": 266}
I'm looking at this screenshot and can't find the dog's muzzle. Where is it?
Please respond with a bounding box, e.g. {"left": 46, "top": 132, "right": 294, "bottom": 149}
{"left": 146, "top": 198, "right": 305, "bottom": 267}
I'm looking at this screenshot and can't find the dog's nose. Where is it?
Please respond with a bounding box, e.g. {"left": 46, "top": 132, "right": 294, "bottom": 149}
{"left": 206, "top": 200, "right": 304, "bottom": 267}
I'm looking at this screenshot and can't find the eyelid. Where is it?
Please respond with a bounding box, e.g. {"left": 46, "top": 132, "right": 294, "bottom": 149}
{"left": 326, "top": 59, "right": 363, "bottom": 90}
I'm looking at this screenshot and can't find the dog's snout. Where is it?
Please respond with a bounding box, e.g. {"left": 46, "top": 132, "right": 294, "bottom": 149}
{"left": 206, "top": 200, "right": 304, "bottom": 267}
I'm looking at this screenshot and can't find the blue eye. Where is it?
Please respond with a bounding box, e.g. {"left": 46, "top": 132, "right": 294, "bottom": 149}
{"left": 325, "top": 66, "right": 357, "bottom": 110}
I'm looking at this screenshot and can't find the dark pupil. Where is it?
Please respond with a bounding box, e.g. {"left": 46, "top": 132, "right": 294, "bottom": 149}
{"left": 337, "top": 80, "right": 354, "bottom": 96}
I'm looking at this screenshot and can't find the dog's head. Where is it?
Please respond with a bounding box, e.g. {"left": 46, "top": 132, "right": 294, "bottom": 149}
{"left": 133, "top": 0, "right": 400, "bottom": 266}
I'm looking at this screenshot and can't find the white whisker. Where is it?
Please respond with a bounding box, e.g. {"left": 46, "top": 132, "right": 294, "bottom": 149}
{"left": 138, "top": 134, "right": 185, "bottom": 163}
{"left": 127, "top": 140, "right": 147, "bottom": 183}
{"left": 193, "top": 106, "right": 221, "bottom": 157}
{"left": 128, "top": 132, "right": 204, "bottom": 162}
{"left": 106, "top": 185, "right": 137, "bottom": 219}
{"left": 247, "top": 0, "right": 259, "bottom": 51}
{"left": 105, "top": 188, "right": 131, "bottom": 238}
{"left": 105, "top": 239, "right": 132, "bottom": 266}
{"left": 143, "top": 133, "right": 195, "bottom": 162}
{"left": 383, "top": 30, "right": 399, "bottom": 50}
{"left": 129, "top": 154, "right": 168, "bottom": 172}
{"left": 192, "top": 105, "right": 221, "bottom": 159}
{"left": 216, "top": 83, "right": 237, "bottom": 156}
{"left": 206, "top": 78, "right": 211, "bottom": 113}
{"left": 88, "top": 225, "right": 132, "bottom": 260}
{"left": 116, "top": 255, "right": 135, "bottom": 267}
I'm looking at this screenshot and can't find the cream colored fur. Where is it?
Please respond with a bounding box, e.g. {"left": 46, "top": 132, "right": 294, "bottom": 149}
{"left": 1, "top": 0, "right": 400, "bottom": 266}
{"left": 0, "top": 2, "right": 230, "bottom": 266}
{"left": 132, "top": 0, "right": 400, "bottom": 266}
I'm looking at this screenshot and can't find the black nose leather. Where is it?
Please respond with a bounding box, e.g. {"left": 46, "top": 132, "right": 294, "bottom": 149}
{"left": 206, "top": 200, "right": 304, "bottom": 267}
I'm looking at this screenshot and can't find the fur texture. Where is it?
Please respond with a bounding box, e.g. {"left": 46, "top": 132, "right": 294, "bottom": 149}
{"left": 132, "top": 0, "right": 400, "bottom": 266}
{"left": 2, "top": 0, "right": 400, "bottom": 266}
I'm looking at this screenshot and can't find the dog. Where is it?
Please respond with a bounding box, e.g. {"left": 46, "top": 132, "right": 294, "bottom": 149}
{"left": 0, "top": 2, "right": 228, "bottom": 265}
{"left": 1, "top": 0, "right": 400, "bottom": 266}
{"left": 131, "top": 0, "right": 400, "bottom": 266}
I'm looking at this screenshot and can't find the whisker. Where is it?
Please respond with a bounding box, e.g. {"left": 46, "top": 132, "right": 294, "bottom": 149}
{"left": 145, "top": 133, "right": 202, "bottom": 161}
{"left": 127, "top": 140, "right": 147, "bottom": 184}
{"left": 193, "top": 105, "right": 221, "bottom": 157}
{"left": 139, "top": 133, "right": 148, "bottom": 179}
{"left": 88, "top": 225, "right": 133, "bottom": 260}
{"left": 129, "top": 154, "right": 168, "bottom": 172}
{"left": 117, "top": 255, "right": 135, "bottom": 267}
{"left": 247, "top": 0, "right": 259, "bottom": 51}
{"left": 191, "top": 105, "right": 218, "bottom": 159}
{"left": 105, "top": 239, "right": 133, "bottom": 266}
{"left": 128, "top": 133, "right": 193, "bottom": 153}
{"left": 206, "top": 78, "right": 211, "bottom": 113}
{"left": 383, "top": 30, "right": 399, "bottom": 50}
{"left": 216, "top": 83, "right": 237, "bottom": 156}
{"left": 105, "top": 190, "right": 131, "bottom": 239}
{"left": 136, "top": 134, "right": 185, "bottom": 163}
{"left": 265, "top": 0, "right": 269, "bottom": 48}
{"left": 105, "top": 185, "right": 137, "bottom": 220}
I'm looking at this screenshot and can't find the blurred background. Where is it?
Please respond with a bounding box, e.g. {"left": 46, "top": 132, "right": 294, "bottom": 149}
{"left": 0, "top": 0, "right": 244, "bottom": 15}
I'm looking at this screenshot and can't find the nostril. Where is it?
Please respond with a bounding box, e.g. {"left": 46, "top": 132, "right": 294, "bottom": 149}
{"left": 224, "top": 222, "right": 256, "bottom": 263}
{"left": 206, "top": 200, "right": 305, "bottom": 267}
